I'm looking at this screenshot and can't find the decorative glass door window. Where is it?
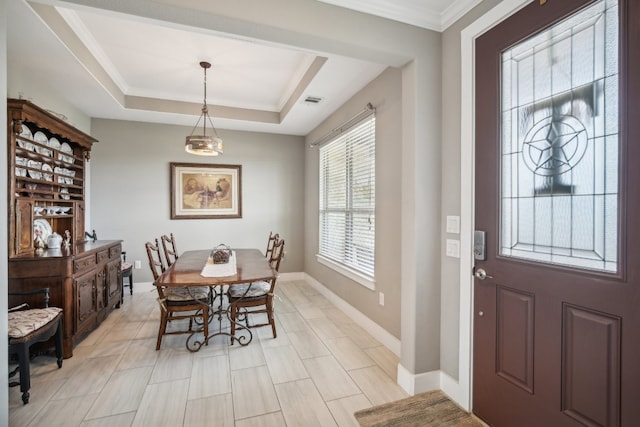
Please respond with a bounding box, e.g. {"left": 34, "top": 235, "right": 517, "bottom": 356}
{"left": 500, "top": 0, "right": 618, "bottom": 272}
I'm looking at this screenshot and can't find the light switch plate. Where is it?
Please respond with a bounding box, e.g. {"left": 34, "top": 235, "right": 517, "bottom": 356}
{"left": 446, "top": 215, "right": 460, "bottom": 234}
{"left": 446, "top": 239, "right": 460, "bottom": 258}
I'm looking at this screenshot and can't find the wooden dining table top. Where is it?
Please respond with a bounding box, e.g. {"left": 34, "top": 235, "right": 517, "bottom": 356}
{"left": 154, "top": 248, "right": 276, "bottom": 287}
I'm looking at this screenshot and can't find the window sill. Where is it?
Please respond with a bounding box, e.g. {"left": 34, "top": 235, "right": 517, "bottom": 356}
{"left": 316, "top": 254, "right": 375, "bottom": 291}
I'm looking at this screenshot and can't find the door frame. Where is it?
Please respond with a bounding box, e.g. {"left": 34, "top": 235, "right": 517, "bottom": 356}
{"left": 456, "top": 0, "right": 531, "bottom": 412}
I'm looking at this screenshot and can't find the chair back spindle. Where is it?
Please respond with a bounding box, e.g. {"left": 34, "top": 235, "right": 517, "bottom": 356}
{"left": 161, "top": 233, "right": 179, "bottom": 267}
{"left": 145, "top": 238, "right": 166, "bottom": 280}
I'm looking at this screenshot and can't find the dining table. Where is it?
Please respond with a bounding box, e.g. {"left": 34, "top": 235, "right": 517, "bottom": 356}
{"left": 154, "top": 248, "right": 276, "bottom": 351}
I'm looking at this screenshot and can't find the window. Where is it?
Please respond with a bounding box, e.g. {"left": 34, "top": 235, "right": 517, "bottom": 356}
{"left": 318, "top": 115, "right": 375, "bottom": 287}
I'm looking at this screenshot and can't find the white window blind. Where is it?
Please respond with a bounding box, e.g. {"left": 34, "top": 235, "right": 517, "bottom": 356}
{"left": 319, "top": 115, "right": 375, "bottom": 279}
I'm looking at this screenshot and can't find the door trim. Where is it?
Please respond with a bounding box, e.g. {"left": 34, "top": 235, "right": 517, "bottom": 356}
{"left": 455, "top": 0, "right": 530, "bottom": 412}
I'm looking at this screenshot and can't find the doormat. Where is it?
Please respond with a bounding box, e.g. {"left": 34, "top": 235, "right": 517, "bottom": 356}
{"left": 354, "top": 390, "right": 484, "bottom": 427}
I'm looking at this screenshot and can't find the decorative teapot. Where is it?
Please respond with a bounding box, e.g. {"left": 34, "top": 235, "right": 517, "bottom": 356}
{"left": 47, "top": 232, "right": 63, "bottom": 249}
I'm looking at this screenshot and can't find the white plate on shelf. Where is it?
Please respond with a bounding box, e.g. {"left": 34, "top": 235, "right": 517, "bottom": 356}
{"left": 60, "top": 187, "right": 70, "bottom": 200}
{"left": 27, "top": 160, "right": 42, "bottom": 180}
{"left": 34, "top": 218, "right": 52, "bottom": 242}
{"left": 34, "top": 131, "right": 48, "bottom": 144}
{"left": 49, "top": 137, "right": 61, "bottom": 151}
{"left": 42, "top": 164, "right": 53, "bottom": 181}
{"left": 17, "top": 139, "right": 34, "bottom": 151}
{"left": 20, "top": 124, "right": 33, "bottom": 140}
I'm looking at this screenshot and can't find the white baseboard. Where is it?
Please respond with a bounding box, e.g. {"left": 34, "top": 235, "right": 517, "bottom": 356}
{"left": 397, "top": 364, "right": 465, "bottom": 408}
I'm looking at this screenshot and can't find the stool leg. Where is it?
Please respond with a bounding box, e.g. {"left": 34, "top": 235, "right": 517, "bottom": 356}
{"left": 129, "top": 275, "right": 133, "bottom": 295}
{"left": 17, "top": 343, "right": 30, "bottom": 404}
{"left": 54, "top": 320, "right": 64, "bottom": 369}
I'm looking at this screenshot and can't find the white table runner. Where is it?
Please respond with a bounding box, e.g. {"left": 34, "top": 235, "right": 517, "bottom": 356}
{"left": 200, "top": 251, "right": 237, "bottom": 277}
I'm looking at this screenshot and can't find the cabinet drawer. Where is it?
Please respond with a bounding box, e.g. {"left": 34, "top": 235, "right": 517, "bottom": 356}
{"left": 74, "top": 255, "right": 96, "bottom": 273}
{"left": 97, "top": 250, "right": 109, "bottom": 264}
{"left": 109, "top": 245, "right": 122, "bottom": 259}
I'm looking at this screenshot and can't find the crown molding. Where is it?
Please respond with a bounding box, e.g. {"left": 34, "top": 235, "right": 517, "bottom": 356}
{"left": 316, "top": 0, "right": 483, "bottom": 32}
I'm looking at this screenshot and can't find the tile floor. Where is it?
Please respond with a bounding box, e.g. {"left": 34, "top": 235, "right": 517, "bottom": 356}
{"left": 9, "top": 279, "right": 408, "bottom": 426}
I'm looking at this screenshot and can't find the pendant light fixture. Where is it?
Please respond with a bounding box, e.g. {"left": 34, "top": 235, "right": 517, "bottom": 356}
{"left": 185, "top": 61, "right": 223, "bottom": 156}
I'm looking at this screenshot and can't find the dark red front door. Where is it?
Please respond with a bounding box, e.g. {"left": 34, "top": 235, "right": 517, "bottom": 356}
{"left": 473, "top": 1, "right": 640, "bottom": 426}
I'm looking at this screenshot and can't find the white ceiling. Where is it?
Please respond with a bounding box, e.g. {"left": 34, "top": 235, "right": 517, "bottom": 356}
{"left": 7, "top": 0, "right": 480, "bottom": 136}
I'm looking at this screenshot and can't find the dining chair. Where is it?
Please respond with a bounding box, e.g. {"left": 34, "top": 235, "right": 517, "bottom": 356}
{"left": 265, "top": 231, "right": 279, "bottom": 259}
{"left": 8, "top": 288, "right": 63, "bottom": 404}
{"left": 145, "top": 239, "right": 211, "bottom": 350}
{"left": 228, "top": 238, "right": 285, "bottom": 343}
{"left": 161, "top": 233, "right": 179, "bottom": 267}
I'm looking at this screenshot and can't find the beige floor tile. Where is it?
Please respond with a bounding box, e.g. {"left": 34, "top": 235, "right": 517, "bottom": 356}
{"left": 257, "top": 320, "right": 290, "bottom": 348}
{"left": 27, "top": 394, "right": 97, "bottom": 427}
{"left": 303, "top": 355, "right": 360, "bottom": 401}
{"left": 132, "top": 378, "right": 190, "bottom": 427}
{"left": 277, "top": 312, "right": 310, "bottom": 333}
{"left": 309, "top": 317, "right": 347, "bottom": 341}
{"left": 272, "top": 291, "right": 296, "bottom": 313}
{"left": 235, "top": 411, "right": 286, "bottom": 427}
{"left": 231, "top": 366, "right": 280, "bottom": 420}
{"left": 134, "top": 319, "right": 161, "bottom": 340}
{"left": 102, "top": 321, "right": 145, "bottom": 342}
{"left": 288, "top": 329, "right": 331, "bottom": 359}
{"left": 184, "top": 394, "right": 235, "bottom": 427}
{"left": 80, "top": 412, "right": 136, "bottom": 427}
{"left": 263, "top": 346, "right": 309, "bottom": 384}
{"left": 349, "top": 366, "right": 408, "bottom": 405}
{"left": 52, "top": 355, "right": 121, "bottom": 400}
{"left": 228, "top": 341, "right": 266, "bottom": 370}
{"left": 87, "top": 339, "right": 131, "bottom": 358}
{"left": 275, "top": 378, "right": 338, "bottom": 427}
{"left": 116, "top": 338, "right": 159, "bottom": 370}
{"left": 85, "top": 366, "right": 154, "bottom": 419}
{"left": 326, "top": 394, "right": 372, "bottom": 427}
{"left": 325, "top": 337, "right": 376, "bottom": 371}
{"left": 365, "top": 345, "right": 399, "bottom": 380}
{"left": 9, "top": 378, "right": 66, "bottom": 427}
{"left": 150, "top": 348, "right": 194, "bottom": 384}
{"left": 341, "top": 323, "right": 382, "bottom": 349}
{"left": 297, "top": 303, "right": 328, "bottom": 320}
{"left": 323, "top": 307, "right": 355, "bottom": 326}
{"left": 188, "top": 354, "right": 231, "bottom": 399}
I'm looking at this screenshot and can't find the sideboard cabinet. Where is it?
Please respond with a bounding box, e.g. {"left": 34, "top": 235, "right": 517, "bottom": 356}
{"left": 6, "top": 99, "right": 122, "bottom": 358}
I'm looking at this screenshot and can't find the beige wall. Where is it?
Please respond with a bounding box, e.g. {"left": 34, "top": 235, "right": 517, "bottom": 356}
{"left": 305, "top": 67, "right": 403, "bottom": 338}
{"left": 90, "top": 119, "right": 305, "bottom": 283}
{"left": 439, "top": 0, "right": 502, "bottom": 380}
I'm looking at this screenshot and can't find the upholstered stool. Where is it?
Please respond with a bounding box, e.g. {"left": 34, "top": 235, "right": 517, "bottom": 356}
{"left": 8, "top": 290, "right": 63, "bottom": 404}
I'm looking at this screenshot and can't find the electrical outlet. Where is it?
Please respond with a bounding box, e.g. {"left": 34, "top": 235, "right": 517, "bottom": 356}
{"left": 379, "top": 292, "right": 385, "bottom": 306}
{"left": 134, "top": 260, "right": 142, "bottom": 269}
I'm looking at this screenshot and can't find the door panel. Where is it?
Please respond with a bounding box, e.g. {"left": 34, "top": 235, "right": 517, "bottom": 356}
{"left": 473, "top": 0, "right": 640, "bottom": 426}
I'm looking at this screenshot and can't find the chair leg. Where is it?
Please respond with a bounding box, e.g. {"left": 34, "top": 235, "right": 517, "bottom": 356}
{"left": 129, "top": 275, "right": 133, "bottom": 295}
{"left": 54, "top": 320, "right": 63, "bottom": 369}
{"left": 16, "top": 343, "right": 30, "bottom": 404}
{"left": 156, "top": 311, "right": 169, "bottom": 351}
{"left": 267, "top": 300, "right": 277, "bottom": 338}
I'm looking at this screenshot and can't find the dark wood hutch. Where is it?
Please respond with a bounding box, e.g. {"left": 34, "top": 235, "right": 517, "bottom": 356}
{"left": 7, "top": 99, "right": 123, "bottom": 358}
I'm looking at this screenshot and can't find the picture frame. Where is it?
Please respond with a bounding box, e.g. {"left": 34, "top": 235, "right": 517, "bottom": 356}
{"left": 170, "top": 162, "right": 242, "bottom": 219}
